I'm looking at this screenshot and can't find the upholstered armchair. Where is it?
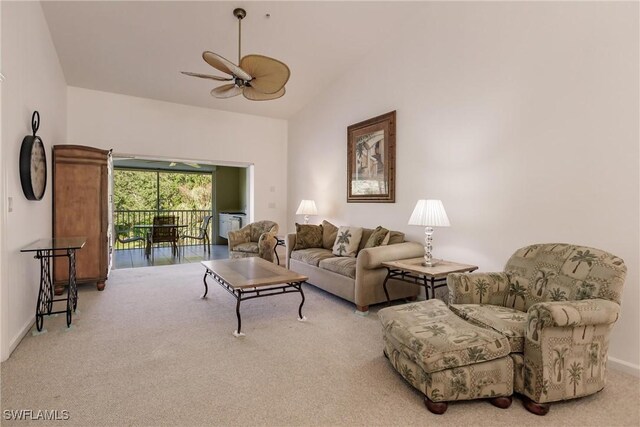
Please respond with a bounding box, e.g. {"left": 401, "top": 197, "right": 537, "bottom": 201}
{"left": 227, "top": 220, "right": 279, "bottom": 262}
{"left": 447, "top": 243, "right": 626, "bottom": 415}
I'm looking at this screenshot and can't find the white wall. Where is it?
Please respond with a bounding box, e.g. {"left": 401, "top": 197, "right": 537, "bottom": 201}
{"left": 288, "top": 2, "right": 639, "bottom": 372}
{"left": 67, "top": 87, "right": 288, "bottom": 231}
{"left": 0, "top": 1, "right": 68, "bottom": 361}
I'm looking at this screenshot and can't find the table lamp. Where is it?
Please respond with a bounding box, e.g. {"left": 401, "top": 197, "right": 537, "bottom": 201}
{"left": 296, "top": 200, "right": 317, "bottom": 224}
{"left": 408, "top": 199, "right": 450, "bottom": 267}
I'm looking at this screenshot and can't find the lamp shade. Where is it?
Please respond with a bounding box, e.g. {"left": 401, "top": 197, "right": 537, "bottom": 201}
{"left": 408, "top": 199, "right": 450, "bottom": 227}
{"left": 296, "top": 200, "right": 318, "bottom": 216}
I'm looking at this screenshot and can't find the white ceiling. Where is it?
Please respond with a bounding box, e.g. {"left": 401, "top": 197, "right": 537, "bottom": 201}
{"left": 41, "top": 1, "right": 413, "bottom": 119}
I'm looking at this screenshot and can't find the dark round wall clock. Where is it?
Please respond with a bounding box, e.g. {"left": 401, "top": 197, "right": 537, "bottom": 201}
{"left": 19, "top": 111, "right": 47, "bottom": 201}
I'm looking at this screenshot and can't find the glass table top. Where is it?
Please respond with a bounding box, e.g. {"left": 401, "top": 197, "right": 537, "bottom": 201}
{"left": 21, "top": 237, "right": 87, "bottom": 252}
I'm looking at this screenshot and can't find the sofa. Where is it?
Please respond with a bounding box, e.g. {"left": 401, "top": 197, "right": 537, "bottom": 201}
{"left": 379, "top": 243, "right": 627, "bottom": 415}
{"left": 286, "top": 222, "right": 424, "bottom": 314}
{"left": 228, "top": 220, "right": 279, "bottom": 263}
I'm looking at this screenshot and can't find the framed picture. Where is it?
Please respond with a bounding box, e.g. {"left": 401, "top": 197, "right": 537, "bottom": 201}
{"left": 347, "top": 110, "right": 396, "bottom": 203}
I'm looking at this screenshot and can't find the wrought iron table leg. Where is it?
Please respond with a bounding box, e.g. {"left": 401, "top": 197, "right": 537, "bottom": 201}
{"left": 46, "top": 255, "right": 53, "bottom": 314}
{"left": 65, "top": 249, "right": 77, "bottom": 327}
{"left": 297, "top": 282, "right": 307, "bottom": 321}
{"left": 35, "top": 250, "right": 53, "bottom": 332}
{"left": 202, "top": 271, "right": 209, "bottom": 299}
{"left": 383, "top": 269, "right": 392, "bottom": 305}
{"left": 233, "top": 291, "right": 245, "bottom": 337}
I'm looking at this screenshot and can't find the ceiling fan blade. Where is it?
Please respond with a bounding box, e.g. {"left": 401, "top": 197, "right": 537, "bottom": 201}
{"left": 203, "top": 51, "right": 252, "bottom": 81}
{"left": 240, "top": 55, "right": 290, "bottom": 94}
{"left": 181, "top": 71, "right": 233, "bottom": 82}
{"left": 243, "top": 86, "right": 285, "bottom": 101}
{"left": 169, "top": 162, "right": 177, "bottom": 167}
{"left": 184, "top": 163, "right": 201, "bottom": 169}
{"left": 211, "top": 83, "right": 242, "bottom": 99}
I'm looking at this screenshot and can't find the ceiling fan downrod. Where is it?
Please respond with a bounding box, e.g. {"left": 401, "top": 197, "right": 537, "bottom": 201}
{"left": 233, "top": 8, "right": 246, "bottom": 65}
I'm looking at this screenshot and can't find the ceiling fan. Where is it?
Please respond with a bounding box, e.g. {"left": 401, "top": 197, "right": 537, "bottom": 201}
{"left": 169, "top": 162, "right": 200, "bottom": 169}
{"left": 135, "top": 159, "right": 201, "bottom": 169}
{"left": 181, "top": 8, "right": 290, "bottom": 101}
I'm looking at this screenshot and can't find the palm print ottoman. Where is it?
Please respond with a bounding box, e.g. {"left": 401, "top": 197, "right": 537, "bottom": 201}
{"left": 379, "top": 299, "right": 514, "bottom": 414}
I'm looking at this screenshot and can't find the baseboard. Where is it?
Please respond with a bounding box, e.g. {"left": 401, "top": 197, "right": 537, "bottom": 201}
{"left": 4, "top": 317, "right": 34, "bottom": 362}
{"left": 608, "top": 356, "right": 640, "bottom": 378}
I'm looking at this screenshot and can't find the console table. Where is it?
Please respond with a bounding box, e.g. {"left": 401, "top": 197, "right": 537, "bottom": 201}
{"left": 21, "top": 237, "right": 86, "bottom": 331}
{"left": 381, "top": 258, "right": 478, "bottom": 302}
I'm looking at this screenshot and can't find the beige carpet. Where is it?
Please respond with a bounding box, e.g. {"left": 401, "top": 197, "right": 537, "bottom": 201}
{"left": 1, "top": 263, "right": 638, "bottom": 426}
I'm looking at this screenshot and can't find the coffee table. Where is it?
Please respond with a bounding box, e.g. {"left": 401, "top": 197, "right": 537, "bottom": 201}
{"left": 200, "top": 257, "right": 309, "bottom": 337}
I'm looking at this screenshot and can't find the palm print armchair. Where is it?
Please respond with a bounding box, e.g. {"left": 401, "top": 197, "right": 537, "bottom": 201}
{"left": 447, "top": 243, "right": 626, "bottom": 415}
{"left": 227, "top": 220, "right": 279, "bottom": 263}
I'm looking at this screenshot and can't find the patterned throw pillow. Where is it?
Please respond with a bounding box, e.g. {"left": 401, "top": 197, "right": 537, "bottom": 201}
{"left": 364, "top": 226, "right": 390, "bottom": 249}
{"left": 294, "top": 223, "right": 323, "bottom": 250}
{"left": 332, "top": 226, "right": 363, "bottom": 257}
{"left": 322, "top": 220, "right": 339, "bottom": 250}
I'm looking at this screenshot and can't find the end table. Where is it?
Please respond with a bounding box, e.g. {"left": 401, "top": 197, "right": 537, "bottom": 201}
{"left": 382, "top": 258, "right": 478, "bottom": 302}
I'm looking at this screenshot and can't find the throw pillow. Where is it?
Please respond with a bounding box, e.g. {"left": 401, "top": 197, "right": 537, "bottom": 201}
{"left": 364, "top": 226, "right": 390, "bottom": 248}
{"left": 332, "top": 226, "right": 363, "bottom": 257}
{"left": 387, "top": 231, "right": 405, "bottom": 245}
{"left": 294, "top": 223, "right": 323, "bottom": 250}
{"left": 322, "top": 220, "right": 339, "bottom": 250}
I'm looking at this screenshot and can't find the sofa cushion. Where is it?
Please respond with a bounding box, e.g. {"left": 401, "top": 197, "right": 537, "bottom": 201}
{"left": 449, "top": 304, "right": 527, "bottom": 353}
{"left": 378, "top": 299, "right": 510, "bottom": 374}
{"left": 232, "top": 242, "right": 259, "bottom": 254}
{"left": 332, "top": 226, "right": 363, "bottom": 257}
{"left": 290, "top": 248, "right": 334, "bottom": 267}
{"left": 364, "top": 226, "right": 390, "bottom": 249}
{"left": 294, "top": 223, "right": 323, "bottom": 250}
{"left": 322, "top": 220, "right": 339, "bottom": 250}
{"left": 319, "top": 257, "right": 357, "bottom": 279}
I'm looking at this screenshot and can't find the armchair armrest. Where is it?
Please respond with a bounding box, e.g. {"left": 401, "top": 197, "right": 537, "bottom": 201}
{"left": 257, "top": 232, "right": 277, "bottom": 262}
{"left": 527, "top": 298, "right": 620, "bottom": 329}
{"left": 227, "top": 224, "right": 250, "bottom": 249}
{"left": 447, "top": 272, "right": 510, "bottom": 306}
{"left": 357, "top": 242, "right": 424, "bottom": 270}
{"left": 285, "top": 233, "right": 296, "bottom": 268}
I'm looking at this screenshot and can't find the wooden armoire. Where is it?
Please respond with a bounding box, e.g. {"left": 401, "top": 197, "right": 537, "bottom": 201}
{"left": 53, "top": 145, "right": 110, "bottom": 292}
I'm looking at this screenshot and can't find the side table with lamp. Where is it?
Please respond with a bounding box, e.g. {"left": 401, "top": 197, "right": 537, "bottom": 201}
{"left": 382, "top": 199, "right": 478, "bottom": 301}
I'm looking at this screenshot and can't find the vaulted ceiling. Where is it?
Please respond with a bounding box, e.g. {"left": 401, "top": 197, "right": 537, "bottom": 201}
{"left": 41, "top": 1, "right": 414, "bottom": 119}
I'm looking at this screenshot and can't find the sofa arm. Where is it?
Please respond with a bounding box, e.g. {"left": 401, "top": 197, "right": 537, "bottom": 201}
{"left": 258, "top": 232, "right": 277, "bottom": 262}
{"left": 527, "top": 299, "right": 620, "bottom": 329}
{"left": 357, "top": 242, "right": 424, "bottom": 270}
{"left": 227, "top": 224, "right": 250, "bottom": 249}
{"left": 447, "top": 272, "right": 510, "bottom": 306}
{"left": 285, "top": 233, "right": 296, "bottom": 268}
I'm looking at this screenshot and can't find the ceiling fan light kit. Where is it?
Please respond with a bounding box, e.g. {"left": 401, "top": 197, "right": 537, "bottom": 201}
{"left": 182, "top": 8, "right": 290, "bottom": 101}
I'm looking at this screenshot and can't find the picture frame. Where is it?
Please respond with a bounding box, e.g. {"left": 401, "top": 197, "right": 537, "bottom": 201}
{"left": 347, "top": 110, "right": 396, "bottom": 203}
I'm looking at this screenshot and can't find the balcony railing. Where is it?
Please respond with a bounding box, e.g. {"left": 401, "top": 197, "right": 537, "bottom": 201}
{"left": 113, "top": 209, "right": 213, "bottom": 250}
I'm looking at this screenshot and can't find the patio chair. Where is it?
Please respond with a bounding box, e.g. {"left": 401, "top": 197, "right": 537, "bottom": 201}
{"left": 114, "top": 223, "right": 145, "bottom": 249}
{"left": 146, "top": 215, "right": 179, "bottom": 262}
{"left": 179, "top": 215, "right": 213, "bottom": 257}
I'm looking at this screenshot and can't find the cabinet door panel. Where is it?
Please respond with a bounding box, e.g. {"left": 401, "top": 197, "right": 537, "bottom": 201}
{"left": 54, "top": 162, "right": 102, "bottom": 283}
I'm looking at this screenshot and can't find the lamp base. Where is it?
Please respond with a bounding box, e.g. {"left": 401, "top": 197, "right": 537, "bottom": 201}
{"left": 422, "top": 260, "right": 438, "bottom": 268}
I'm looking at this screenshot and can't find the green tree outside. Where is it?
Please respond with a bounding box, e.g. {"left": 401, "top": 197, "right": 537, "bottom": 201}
{"left": 114, "top": 169, "right": 212, "bottom": 211}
